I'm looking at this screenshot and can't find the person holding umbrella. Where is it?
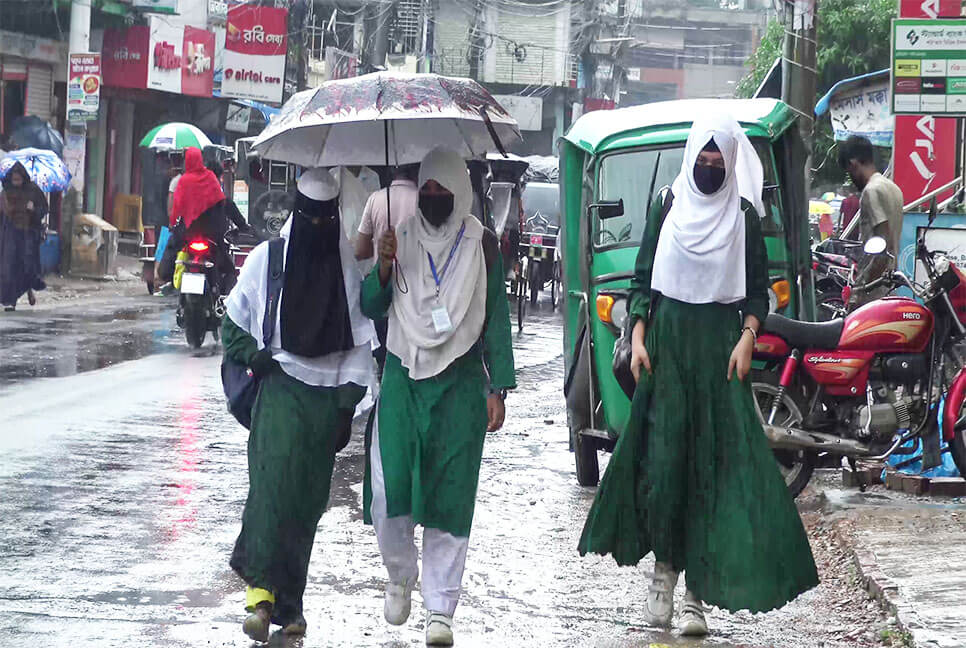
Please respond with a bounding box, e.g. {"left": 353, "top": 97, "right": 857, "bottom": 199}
{"left": 0, "top": 161, "right": 48, "bottom": 311}
{"left": 361, "top": 146, "right": 515, "bottom": 646}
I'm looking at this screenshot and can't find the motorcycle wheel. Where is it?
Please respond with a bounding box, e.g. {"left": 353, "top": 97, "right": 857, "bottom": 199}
{"left": 183, "top": 294, "right": 207, "bottom": 349}
{"left": 517, "top": 260, "right": 527, "bottom": 331}
{"left": 751, "top": 369, "right": 817, "bottom": 498}
{"left": 950, "top": 406, "right": 966, "bottom": 477}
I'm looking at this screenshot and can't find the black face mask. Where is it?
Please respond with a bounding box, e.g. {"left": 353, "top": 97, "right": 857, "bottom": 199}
{"left": 419, "top": 193, "right": 455, "bottom": 228}
{"left": 693, "top": 164, "right": 726, "bottom": 195}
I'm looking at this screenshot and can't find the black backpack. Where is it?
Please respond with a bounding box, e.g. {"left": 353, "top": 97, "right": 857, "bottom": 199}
{"left": 221, "top": 237, "right": 285, "bottom": 429}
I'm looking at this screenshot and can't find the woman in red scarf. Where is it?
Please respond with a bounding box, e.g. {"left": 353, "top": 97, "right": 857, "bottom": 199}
{"left": 160, "top": 147, "right": 237, "bottom": 292}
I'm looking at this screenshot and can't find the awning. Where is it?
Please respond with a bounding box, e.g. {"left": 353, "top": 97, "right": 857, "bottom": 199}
{"left": 815, "top": 69, "right": 889, "bottom": 117}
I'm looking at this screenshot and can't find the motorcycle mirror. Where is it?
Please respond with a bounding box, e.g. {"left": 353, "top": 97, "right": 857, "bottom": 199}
{"left": 864, "top": 236, "right": 888, "bottom": 256}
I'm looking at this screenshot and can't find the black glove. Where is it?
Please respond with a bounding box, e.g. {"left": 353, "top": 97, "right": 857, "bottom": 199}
{"left": 334, "top": 408, "right": 354, "bottom": 453}
{"left": 249, "top": 348, "right": 277, "bottom": 379}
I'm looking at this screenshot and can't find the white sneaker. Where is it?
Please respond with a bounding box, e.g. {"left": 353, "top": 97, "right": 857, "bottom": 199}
{"left": 384, "top": 576, "right": 416, "bottom": 626}
{"left": 678, "top": 589, "right": 708, "bottom": 636}
{"left": 425, "top": 612, "right": 454, "bottom": 646}
{"left": 643, "top": 561, "right": 679, "bottom": 627}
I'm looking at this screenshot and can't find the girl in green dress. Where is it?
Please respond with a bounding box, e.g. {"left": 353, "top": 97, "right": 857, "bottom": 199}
{"left": 223, "top": 168, "right": 377, "bottom": 641}
{"left": 578, "top": 114, "right": 818, "bottom": 636}
{"left": 361, "top": 147, "right": 515, "bottom": 646}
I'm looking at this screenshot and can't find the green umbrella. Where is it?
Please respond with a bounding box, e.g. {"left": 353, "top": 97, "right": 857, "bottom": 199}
{"left": 139, "top": 122, "right": 213, "bottom": 151}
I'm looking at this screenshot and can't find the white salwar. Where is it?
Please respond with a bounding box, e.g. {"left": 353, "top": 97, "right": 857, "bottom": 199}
{"left": 369, "top": 413, "right": 469, "bottom": 617}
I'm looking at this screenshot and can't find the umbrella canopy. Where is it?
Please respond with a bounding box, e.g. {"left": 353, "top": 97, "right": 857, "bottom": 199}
{"left": 139, "top": 122, "right": 213, "bottom": 151}
{"left": 252, "top": 72, "right": 522, "bottom": 167}
{"left": 0, "top": 148, "right": 72, "bottom": 192}
{"left": 809, "top": 200, "right": 833, "bottom": 215}
{"left": 9, "top": 115, "right": 64, "bottom": 157}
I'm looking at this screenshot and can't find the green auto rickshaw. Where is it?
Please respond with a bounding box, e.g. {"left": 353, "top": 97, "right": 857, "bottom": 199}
{"left": 560, "top": 98, "right": 814, "bottom": 486}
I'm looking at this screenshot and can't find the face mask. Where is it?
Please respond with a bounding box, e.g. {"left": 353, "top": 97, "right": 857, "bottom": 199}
{"left": 693, "top": 164, "right": 726, "bottom": 195}
{"left": 419, "top": 193, "right": 454, "bottom": 227}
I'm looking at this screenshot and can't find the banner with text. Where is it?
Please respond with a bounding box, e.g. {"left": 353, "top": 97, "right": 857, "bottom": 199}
{"left": 221, "top": 5, "right": 288, "bottom": 104}
{"left": 182, "top": 26, "right": 214, "bottom": 97}
{"left": 900, "top": 0, "right": 965, "bottom": 18}
{"left": 102, "top": 26, "right": 149, "bottom": 90}
{"left": 893, "top": 18, "right": 966, "bottom": 115}
{"left": 148, "top": 16, "right": 183, "bottom": 94}
{"left": 67, "top": 53, "right": 101, "bottom": 123}
{"left": 829, "top": 81, "right": 892, "bottom": 146}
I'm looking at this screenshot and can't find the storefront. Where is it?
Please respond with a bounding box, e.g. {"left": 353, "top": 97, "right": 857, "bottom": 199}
{"left": 0, "top": 30, "right": 67, "bottom": 136}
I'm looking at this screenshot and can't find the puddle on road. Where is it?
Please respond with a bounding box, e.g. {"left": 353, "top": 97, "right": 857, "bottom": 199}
{"left": 0, "top": 303, "right": 182, "bottom": 386}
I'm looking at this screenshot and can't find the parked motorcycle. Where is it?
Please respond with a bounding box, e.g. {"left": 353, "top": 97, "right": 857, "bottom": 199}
{"left": 176, "top": 237, "right": 226, "bottom": 349}
{"left": 752, "top": 222, "right": 966, "bottom": 498}
{"left": 811, "top": 242, "right": 858, "bottom": 320}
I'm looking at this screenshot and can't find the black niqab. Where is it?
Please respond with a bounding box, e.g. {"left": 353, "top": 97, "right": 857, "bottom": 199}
{"left": 279, "top": 191, "right": 354, "bottom": 357}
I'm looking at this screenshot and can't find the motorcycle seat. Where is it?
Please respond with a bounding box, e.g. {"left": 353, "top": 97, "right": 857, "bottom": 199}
{"left": 763, "top": 314, "right": 844, "bottom": 350}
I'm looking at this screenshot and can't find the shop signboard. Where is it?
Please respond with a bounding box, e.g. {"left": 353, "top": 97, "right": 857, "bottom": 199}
{"left": 221, "top": 5, "right": 288, "bottom": 104}
{"left": 102, "top": 26, "right": 150, "bottom": 90}
{"left": 892, "top": 16, "right": 961, "bottom": 203}
{"left": 147, "top": 16, "right": 183, "bottom": 94}
{"left": 892, "top": 19, "right": 966, "bottom": 115}
{"left": 0, "top": 29, "right": 67, "bottom": 66}
{"left": 131, "top": 0, "right": 178, "bottom": 13}
{"left": 828, "top": 81, "right": 892, "bottom": 146}
{"left": 67, "top": 53, "right": 101, "bottom": 123}
{"left": 900, "top": 0, "right": 965, "bottom": 18}
{"left": 182, "top": 26, "right": 214, "bottom": 97}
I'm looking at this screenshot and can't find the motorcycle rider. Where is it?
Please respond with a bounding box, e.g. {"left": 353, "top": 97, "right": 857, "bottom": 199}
{"left": 159, "top": 147, "right": 243, "bottom": 294}
{"left": 837, "top": 135, "right": 904, "bottom": 303}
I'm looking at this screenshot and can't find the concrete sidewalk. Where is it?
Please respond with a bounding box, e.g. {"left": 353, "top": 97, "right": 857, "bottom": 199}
{"left": 821, "top": 475, "right": 966, "bottom": 648}
{"left": 12, "top": 253, "right": 147, "bottom": 312}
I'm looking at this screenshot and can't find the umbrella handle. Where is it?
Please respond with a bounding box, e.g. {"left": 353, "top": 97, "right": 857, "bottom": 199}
{"left": 479, "top": 107, "right": 508, "bottom": 158}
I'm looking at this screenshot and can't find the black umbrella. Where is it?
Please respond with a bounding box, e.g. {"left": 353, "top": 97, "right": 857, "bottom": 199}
{"left": 10, "top": 115, "right": 64, "bottom": 157}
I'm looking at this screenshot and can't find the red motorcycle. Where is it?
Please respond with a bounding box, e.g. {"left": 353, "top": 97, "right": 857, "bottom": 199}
{"left": 752, "top": 226, "right": 966, "bottom": 497}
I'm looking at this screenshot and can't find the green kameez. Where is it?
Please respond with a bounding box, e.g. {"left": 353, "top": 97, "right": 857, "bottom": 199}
{"left": 578, "top": 196, "right": 819, "bottom": 613}
{"left": 222, "top": 316, "right": 365, "bottom": 625}
{"left": 360, "top": 245, "right": 515, "bottom": 538}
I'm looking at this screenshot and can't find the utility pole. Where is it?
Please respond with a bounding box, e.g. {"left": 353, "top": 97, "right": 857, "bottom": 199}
{"left": 62, "top": 0, "right": 93, "bottom": 273}
{"left": 781, "top": 0, "right": 817, "bottom": 151}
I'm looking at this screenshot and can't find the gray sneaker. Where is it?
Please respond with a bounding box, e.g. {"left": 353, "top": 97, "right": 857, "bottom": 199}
{"left": 642, "top": 561, "right": 679, "bottom": 627}
{"left": 425, "top": 612, "right": 454, "bottom": 646}
{"left": 678, "top": 589, "right": 708, "bottom": 636}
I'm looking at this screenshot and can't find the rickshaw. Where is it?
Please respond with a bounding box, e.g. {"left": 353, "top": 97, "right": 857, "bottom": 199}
{"left": 516, "top": 180, "right": 561, "bottom": 327}
{"left": 560, "top": 98, "right": 814, "bottom": 485}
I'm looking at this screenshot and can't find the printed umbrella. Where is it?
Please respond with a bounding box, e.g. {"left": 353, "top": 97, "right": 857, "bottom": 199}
{"left": 139, "top": 122, "right": 213, "bottom": 151}
{"left": 9, "top": 115, "right": 64, "bottom": 157}
{"left": 0, "top": 148, "right": 72, "bottom": 192}
{"left": 252, "top": 72, "right": 522, "bottom": 168}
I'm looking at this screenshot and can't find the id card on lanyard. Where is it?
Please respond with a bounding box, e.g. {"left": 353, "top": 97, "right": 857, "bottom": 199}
{"left": 427, "top": 222, "right": 466, "bottom": 334}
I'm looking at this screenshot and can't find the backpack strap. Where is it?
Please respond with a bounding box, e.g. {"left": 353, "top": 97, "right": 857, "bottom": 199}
{"left": 262, "top": 237, "right": 285, "bottom": 347}
{"left": 481, "top": 227, "right": 498, "bottom": 274}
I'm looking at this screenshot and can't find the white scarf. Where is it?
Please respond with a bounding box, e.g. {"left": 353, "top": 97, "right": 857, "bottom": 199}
{"left": 226, "top": 211, "right": 377, "bottom": 389}
{"left": 387, "top": 147, "right": 487, "bottom": 380}
{"left": 651, "top": 112, "right": 765, "bottom": 305}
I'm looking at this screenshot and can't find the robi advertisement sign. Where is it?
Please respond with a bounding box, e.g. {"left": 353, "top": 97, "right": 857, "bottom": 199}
{"left": 221, "top": 5, "right": 288, "bottom": 104}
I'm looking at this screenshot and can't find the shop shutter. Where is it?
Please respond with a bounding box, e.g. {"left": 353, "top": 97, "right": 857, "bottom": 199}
{"left": 25, "top": 65, "right": 53, "bottom": 120}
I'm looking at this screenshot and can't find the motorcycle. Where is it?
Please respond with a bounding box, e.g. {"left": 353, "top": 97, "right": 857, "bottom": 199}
{"left": 176, "top": 237, "right": 226, "bottom": 349}
{"left": 811, "top": 243, "right": 858, "bottom": 320}
{"left": 752, "top": 220, "right": 966, "bottom": 498}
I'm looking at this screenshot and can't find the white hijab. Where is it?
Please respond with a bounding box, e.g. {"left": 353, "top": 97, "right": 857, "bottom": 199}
{"left": 387, "top": 147, "right": 487, "bottom": 380}
{"left": 650, "top": 112, "right": 765, "bottom": 305}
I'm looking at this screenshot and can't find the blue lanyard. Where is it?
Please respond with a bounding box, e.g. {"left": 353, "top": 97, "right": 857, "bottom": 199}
{"left": 427, "top": 223, "right": 466, "bottom": 297}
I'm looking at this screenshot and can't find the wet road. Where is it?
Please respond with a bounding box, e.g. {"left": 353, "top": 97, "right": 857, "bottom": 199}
{"left": 0, "top": 295, "right": 887, "bottom": 647}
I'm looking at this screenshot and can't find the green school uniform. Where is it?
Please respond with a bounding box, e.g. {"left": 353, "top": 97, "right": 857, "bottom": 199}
{"left": 360, "top": 243, "right": 515, "bottom": 538}
{"left": 578, "top": 195, "right": 819, "bottom": 613}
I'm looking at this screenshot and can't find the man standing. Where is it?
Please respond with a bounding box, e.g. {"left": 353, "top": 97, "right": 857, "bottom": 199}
{"left": 355, "top": 164, "right": 419, "bottom": 262}
{"left": 837, "top": 135, "right": 904, "bottom": 298}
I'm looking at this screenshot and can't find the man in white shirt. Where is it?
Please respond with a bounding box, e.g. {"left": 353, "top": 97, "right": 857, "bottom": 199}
{"left": 354, "top": 165, "right": 419, "bottom": 261}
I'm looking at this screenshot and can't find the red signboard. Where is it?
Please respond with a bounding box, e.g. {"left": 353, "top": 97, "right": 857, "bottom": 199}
{"left": 894, "top": 0, "right": 961, "bottom": 205}
{"left": 899, "top": 0, "right": 964, "bottom": 18}
{"left": 102, "top": 26, "right": 149, "bottom": 90}
{"left": 222, "top": 5, "right": 288, "bottom": 103}
{"left": 182, "top": 26, "right": 214, "bottom": 97}
{"left": 894, "top": 115, "right": 958, "bottom": 204}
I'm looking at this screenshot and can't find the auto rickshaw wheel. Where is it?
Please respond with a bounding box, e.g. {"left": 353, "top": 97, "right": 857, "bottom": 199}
{"left": 529, "top": 259, "right": 541, "bottom": 306}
